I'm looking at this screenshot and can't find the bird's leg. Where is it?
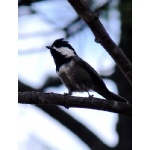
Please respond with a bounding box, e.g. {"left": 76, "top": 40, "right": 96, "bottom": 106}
{"left": 64, "top": 90, "right": 72, "bottom": 96}
{"left": 87, "top": 91, "right": 94, "bottom": 98}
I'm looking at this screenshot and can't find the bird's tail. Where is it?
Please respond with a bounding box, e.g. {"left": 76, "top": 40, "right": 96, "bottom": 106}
{"left": 94, "top": 85, "right": 128, "bottom": 103}
{"left": 94, "top": 87, "right": 128, "bottom": 103}
{"left": 106, "top": 91, "right": 128, "bottom": 103}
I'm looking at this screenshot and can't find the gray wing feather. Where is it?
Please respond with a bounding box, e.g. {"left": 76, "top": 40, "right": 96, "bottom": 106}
{"left": 72, "top": 56, "right": 108, "bottom": 90}
{"left": 72, "top": 56, "right": 127, "bottom": 102}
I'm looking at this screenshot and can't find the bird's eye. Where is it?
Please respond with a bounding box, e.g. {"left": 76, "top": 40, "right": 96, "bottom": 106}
{"left": 51, "top": 46, "right": 55, "bottom": 50}
{"left": 52, "top": 46, "right": 58, "bottom": 50}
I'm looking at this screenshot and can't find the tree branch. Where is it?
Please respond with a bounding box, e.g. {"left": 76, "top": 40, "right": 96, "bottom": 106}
{"left": 18, "top": 91, "right": 132, "bottom": 116}
{"left": 37, "top": 105, "right": 110, "bottom": 150}
{"left": 18, "top": 80, "right": 110, "bottom": 149}
{"left": 67, "top": 0, "right": 132, "bottom": 85}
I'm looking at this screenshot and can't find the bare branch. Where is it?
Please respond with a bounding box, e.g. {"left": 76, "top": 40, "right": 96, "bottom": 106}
{"left": 67, "top": 0, "right": 132, "bottom": 85}
{"left": 18, "top": 91, "right": 132, "bottom": 116}
{"left": 38, "top": 105, "right": 110, "bottom": 150}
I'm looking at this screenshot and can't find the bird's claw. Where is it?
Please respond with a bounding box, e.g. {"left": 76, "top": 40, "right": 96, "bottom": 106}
{"left": 64, "top": 91, "right": 72, "bottom": 96}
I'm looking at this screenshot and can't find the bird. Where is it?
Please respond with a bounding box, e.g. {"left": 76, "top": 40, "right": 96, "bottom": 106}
{"left": 46, "top": 38, "right": 128, "bottom": 103}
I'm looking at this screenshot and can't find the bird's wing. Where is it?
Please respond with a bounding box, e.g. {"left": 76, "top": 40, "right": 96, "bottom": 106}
{"left": 72, "top": 56, "right": 108, "bottom": 89}
{"left": 72, "top": 56, "right": 128, "bottom": 103}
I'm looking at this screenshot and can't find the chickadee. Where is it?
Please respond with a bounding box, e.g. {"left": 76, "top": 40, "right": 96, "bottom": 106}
{"left": 46, "top": 38, "right": 127, "bottom": 103}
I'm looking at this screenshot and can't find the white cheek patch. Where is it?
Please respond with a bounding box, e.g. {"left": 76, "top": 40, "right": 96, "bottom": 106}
{"left": 53, "top": 46, "right": 75, "bottom": 58}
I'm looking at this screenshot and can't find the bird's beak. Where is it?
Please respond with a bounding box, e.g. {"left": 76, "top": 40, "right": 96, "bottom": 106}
{"left": 46, "top": 46, "right": 52, "bottom": 49}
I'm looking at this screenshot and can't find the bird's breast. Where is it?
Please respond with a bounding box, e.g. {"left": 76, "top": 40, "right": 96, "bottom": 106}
{"left": 56, "top": 60, "right": 93, "bottom": 92}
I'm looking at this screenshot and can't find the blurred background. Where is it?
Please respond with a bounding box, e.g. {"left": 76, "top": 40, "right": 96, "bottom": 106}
{"left": 18, "top": 0, "right": 132, "bottom": 149}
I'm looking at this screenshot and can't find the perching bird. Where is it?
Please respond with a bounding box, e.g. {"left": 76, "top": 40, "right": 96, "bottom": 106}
{"left": 46, "top": 38, "right": 127, "bottom": 103}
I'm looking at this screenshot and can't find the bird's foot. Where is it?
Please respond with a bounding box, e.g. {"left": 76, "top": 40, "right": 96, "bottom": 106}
{"left": 64, "top": 91, "right": 72, "bottom": 96}
{"left": 87, "top": 92, "right": 94, "bottom": 98}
